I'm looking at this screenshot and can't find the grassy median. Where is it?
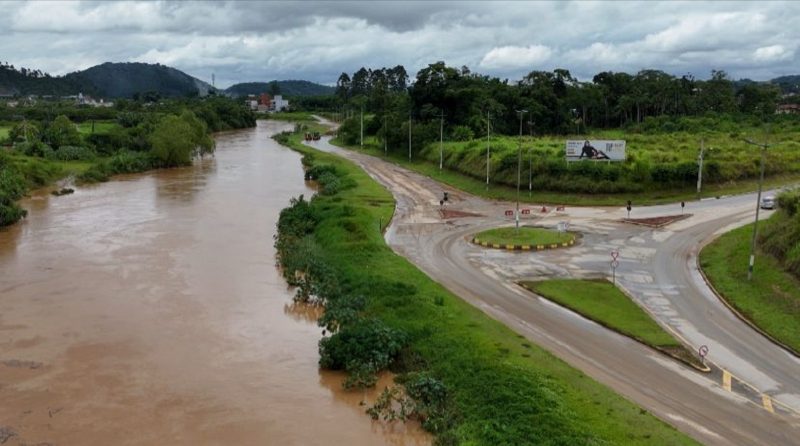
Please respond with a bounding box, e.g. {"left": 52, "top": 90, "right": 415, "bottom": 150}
{"left": 521, "top": 279, "right": 702, "bottom": 369}
{"left": 700, "top": 222, "right": 800, "bottom": 353}
{"left": 275, "top": 129, "right": 697, "bottom": 445}
{"left": 475, "top": 226, "right": 573, "bottom": 246}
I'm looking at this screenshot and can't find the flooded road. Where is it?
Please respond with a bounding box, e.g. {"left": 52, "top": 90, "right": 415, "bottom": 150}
{"left": 0, "top": 121, "right": 428, "bottom": 445}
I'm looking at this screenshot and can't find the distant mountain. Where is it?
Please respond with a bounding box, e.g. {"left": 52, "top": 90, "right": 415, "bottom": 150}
{"left": 0, "top": 62, "right": 94, "bottom": 97}
{"left": 225, "top": 80, "right": 334, "bottom": 97}
{"left": 770, "top": 75, "right": 800, "bottom": 95}
{"left": 64, "top": 62, "right": 214, "bottom": 98}
{"left": 0, "top": 61, "right": 213, "bottom": 98}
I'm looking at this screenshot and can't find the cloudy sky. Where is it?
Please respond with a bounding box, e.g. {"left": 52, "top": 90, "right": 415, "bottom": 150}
{"left": 1, "top": 1, "right": 798, "bottom": 87}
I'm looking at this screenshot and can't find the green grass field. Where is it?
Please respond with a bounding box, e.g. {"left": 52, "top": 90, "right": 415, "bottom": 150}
{"left": 76, "top": 121, "right": 119, "bottom": 135}
{"left": 332, "top": 136, "right": 800, "bottom": 206}
{"left": 475, "top": 226, "right": 573, "bottom": 246}
{"left": 279, "top": 130, "right": 697, "bottom": 445}
{"left": 0, "top": 126, "right": 10, "bottom": 140}
{"left": 700, "top": 222, "right": 800, "bottom": 353}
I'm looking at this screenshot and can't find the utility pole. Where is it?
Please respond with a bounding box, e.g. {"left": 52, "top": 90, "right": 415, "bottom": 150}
{"left": 438, "top": 110, "right": 445, "bottom": 171}
{"left": 743, "top": 129, "right": 770, "bottom": 281}
{"left": 408, "top": 110, "right": 412, "bottom": 161}
{"left": 528, "top": 120, "right": 534, "bottom": 197}
{"left": 360, "top": 104, "right": 364, "bottom": 149}
{"left": 486, "top": 111, "right": 491, "bottom": 188}
{"left": 384, "top": 111, "right": 387, "bottom": 155}
{"left": 515, "top": 109, "right": 528, "bottom": 232}
{"left": 697, "top": 138, "right": 705, "bottom": 195}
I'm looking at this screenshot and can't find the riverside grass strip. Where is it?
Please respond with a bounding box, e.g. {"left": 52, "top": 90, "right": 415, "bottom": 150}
{"left": 276, "top": 129, "right": 697, "bottom": 446}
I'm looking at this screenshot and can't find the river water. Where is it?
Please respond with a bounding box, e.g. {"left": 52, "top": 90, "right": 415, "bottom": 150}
{"left": 0, "top": 121, "right": 428, "bottom": 445}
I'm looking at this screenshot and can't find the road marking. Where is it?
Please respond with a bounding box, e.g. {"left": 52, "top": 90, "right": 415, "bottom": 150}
{"left": 762, "top": 395, "right": 774, "bottom": 413}
{"left": 722, "top": 370, "right": 732, "bottom": 392}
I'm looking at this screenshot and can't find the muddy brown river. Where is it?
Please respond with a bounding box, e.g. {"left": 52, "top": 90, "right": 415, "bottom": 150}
{"left": 0, "top": 121, "right": 428, "bottom": 445}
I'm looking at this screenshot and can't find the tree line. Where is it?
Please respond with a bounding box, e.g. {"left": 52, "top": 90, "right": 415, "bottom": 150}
{"left": 332, "top": 62, "right": 785, "bottom": 148}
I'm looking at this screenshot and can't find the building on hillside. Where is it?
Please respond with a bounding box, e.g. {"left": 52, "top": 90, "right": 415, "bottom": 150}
{"left": 259, "top": 93, "right": 272, "bottom": 107}
{"left": 777, "top": 103, "right": 800, "bottom": 114}
{"left": 272, "top": 94, "right": 289, "bottom": 111}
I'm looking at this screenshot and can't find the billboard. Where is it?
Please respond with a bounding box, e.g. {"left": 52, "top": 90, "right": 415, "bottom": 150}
{"left": 566, "top": 140, "right": 626, "bottom": 162}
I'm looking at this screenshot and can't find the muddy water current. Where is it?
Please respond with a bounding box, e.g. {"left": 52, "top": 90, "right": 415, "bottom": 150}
{"left": 0, "top": 121, "right": 429, "bottom": 445}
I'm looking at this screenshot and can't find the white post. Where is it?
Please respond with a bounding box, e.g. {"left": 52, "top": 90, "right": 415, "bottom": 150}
{"left": 697, "top": 138, "right": 704, "bottom": 195}
{"left": 439, "top": 112, "right": 444, "bottom": 171}
{"left": 486, "top": 111, "right": 490, "bottom": 187}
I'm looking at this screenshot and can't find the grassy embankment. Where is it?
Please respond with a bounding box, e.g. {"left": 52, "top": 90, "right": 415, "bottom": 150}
{"left": 522, "top": 279, "right": 702, "bottom": 368}
{"left": 474, "top": 226, "right": 573, "bottom": 246}
{"left": 274, "top": 126, "right": 697, "bottom": 445}
{"left": 331, "top": 122, "right": 800, "bottom": 206}
{"left": 700, "top": 197, "right": 800, "bottom": 353}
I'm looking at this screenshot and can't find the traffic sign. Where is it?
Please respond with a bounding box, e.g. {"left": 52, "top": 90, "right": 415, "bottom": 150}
{"left": 699, "top": 344, "right": 709, "bottom": 359}
{"left": 504, "top": 210, "right": 514, "bottom": 216}
{"left": 521, "top": 208, "right": 531, "bottom": 215}
{"left": 611, "top": 250, "right": 619, "bottom": 260}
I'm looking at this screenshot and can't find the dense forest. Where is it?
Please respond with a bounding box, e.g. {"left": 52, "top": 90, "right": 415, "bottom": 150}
{"left": 334, "top": 62, "right": 790, "bottom": 139}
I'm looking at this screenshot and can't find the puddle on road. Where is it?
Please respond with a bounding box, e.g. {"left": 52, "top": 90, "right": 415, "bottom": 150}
{"left": 0, "top": 121, "right": 429, "bottom": 446}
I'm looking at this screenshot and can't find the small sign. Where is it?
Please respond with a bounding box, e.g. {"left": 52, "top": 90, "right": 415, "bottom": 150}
{"left": 699, "top": 344, "right": 709, "bottom": 359}
{"left": 505, "top": 210, "right": 514, "bottom": 216}
{"left": 521, "top": 209, "right": 531, "bottom": 215}
{"left": 611, "top": 250, "right": 619, "bottom": 260}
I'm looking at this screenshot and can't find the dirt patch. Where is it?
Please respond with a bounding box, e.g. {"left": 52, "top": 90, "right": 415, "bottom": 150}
{"left": 622, "top": 214, "right": 692, "bottom": 228}
{"left": 439, "top": 209, "right": 482, "bottom": 219}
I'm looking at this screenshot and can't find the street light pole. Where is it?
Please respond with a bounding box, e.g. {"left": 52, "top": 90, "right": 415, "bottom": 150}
{"left": 528, "top": 120, "right": 534, "bottom": 197}
{"left": 697, "top": 138, "right": 705, "bottom": 195}
{"left": 515, "top": 109, "right": 528, "bottom": 232}
{"left": 743, "top": 131, "right": 770, "bottom": 281}
{"left": 408, "top": 110, "right": 412, "bottom": 161}
{"left": 486, "top": 111, "right": 491, "bottom": 188}
{"left": 360, "top": 104, "right": 363, "bottom": 149}
{"left": 438, "top": 110, "right": 445, "bottom": 171}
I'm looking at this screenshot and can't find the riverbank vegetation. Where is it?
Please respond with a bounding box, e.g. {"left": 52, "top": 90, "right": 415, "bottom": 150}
{"left": 700, "top": 191, "right": 800, "bottom": 352}
{"left": 0, "top": 96, "right": 255, "bottom": 226}
{"left": 273, "top": 128, "right": 696, "bottom": 445}
{"left": 522, "top": 279, "right": 702, "bottom": 367}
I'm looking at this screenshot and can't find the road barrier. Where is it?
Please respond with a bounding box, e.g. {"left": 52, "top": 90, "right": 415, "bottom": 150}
{"left": 472, "top": 237, "right": 575, "bottom": 251}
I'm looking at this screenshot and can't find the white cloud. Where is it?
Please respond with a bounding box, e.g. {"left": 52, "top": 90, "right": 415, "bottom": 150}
{"left": 754, "top": 45, "right": 794, "bottom": 62}
{"left": 479, "top": 45, "right": 552, "bottom": 70}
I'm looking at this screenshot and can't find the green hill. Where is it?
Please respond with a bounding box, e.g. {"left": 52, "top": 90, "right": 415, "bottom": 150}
{"left": 64, "top": 62, "right": 214, "bottom": 98}
{"left": 225, "top": 80, "right": 334, "bottom": 97}
{"left": 0, "top": 62, "right": 93, "bottom": 96}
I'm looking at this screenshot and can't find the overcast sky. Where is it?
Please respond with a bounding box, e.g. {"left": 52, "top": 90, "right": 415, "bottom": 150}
{"left": 1, "top": 1, "right": 798, "bottom": 88}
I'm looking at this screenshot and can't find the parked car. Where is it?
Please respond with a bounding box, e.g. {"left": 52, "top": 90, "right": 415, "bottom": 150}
{"left": 760, "top": 196, "right": 776, "bottom": 210}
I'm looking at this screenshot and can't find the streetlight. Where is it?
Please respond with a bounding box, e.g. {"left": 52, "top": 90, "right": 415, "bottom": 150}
{"left": 438, "top": 110, "right": 445, "bottom": 171}
{"left": 515, "top": 109, "right": 528, "bottom": 231}
{"left": 486, "top": 110, "right": 491, "bottom": 189}
{"left": 360, "top": 104, "right": 364, "bottom": 149}
{"left": 742, "top": 130, "right": 770, "bottom": 281}
{"left": 408, "top": 109, "right": 412, "bottom": 161}
{"left": 528, "top": 120, "right": 534, "bottom": 197}
{"left": 696, "top": 138, "right": 714, "bottom": 195}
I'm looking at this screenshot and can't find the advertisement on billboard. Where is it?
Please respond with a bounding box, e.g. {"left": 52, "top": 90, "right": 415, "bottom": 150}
{"left": 565, "top": 140, "right": 626, "bottom": 162}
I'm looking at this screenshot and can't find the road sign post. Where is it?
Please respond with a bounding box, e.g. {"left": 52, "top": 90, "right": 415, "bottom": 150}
{"left": 681, "top": 201, "right": 685, "bottom": 214}
{"left": 698, "top": 344, "right": 709, "bottom": 365}
{"left": 611, "top": 250, "right": 620, "bottom": 284}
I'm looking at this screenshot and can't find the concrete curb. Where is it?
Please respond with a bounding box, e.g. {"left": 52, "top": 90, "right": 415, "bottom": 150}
{"left": 471, "top": 237, "right": 575, "bottom": 251}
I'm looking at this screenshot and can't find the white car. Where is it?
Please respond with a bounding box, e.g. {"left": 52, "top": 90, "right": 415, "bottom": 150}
{"left": 760, "top": 196, "right": 776, "bottom": 210}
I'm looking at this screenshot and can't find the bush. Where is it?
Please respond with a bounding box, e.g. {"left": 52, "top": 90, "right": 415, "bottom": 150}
{"left": 46, "top": 145, "right": 97, "bottom": 161}
{"left": 451, "top": 125, "right": 474, "bottom": 141}
{"left": 319, "top": 318, "right": 407, "bottom": 388}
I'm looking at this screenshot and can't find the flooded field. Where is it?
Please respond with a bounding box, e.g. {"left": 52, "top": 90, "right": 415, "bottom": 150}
{"left": 0, "top": 121, "right": 428, "bottom": 445}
